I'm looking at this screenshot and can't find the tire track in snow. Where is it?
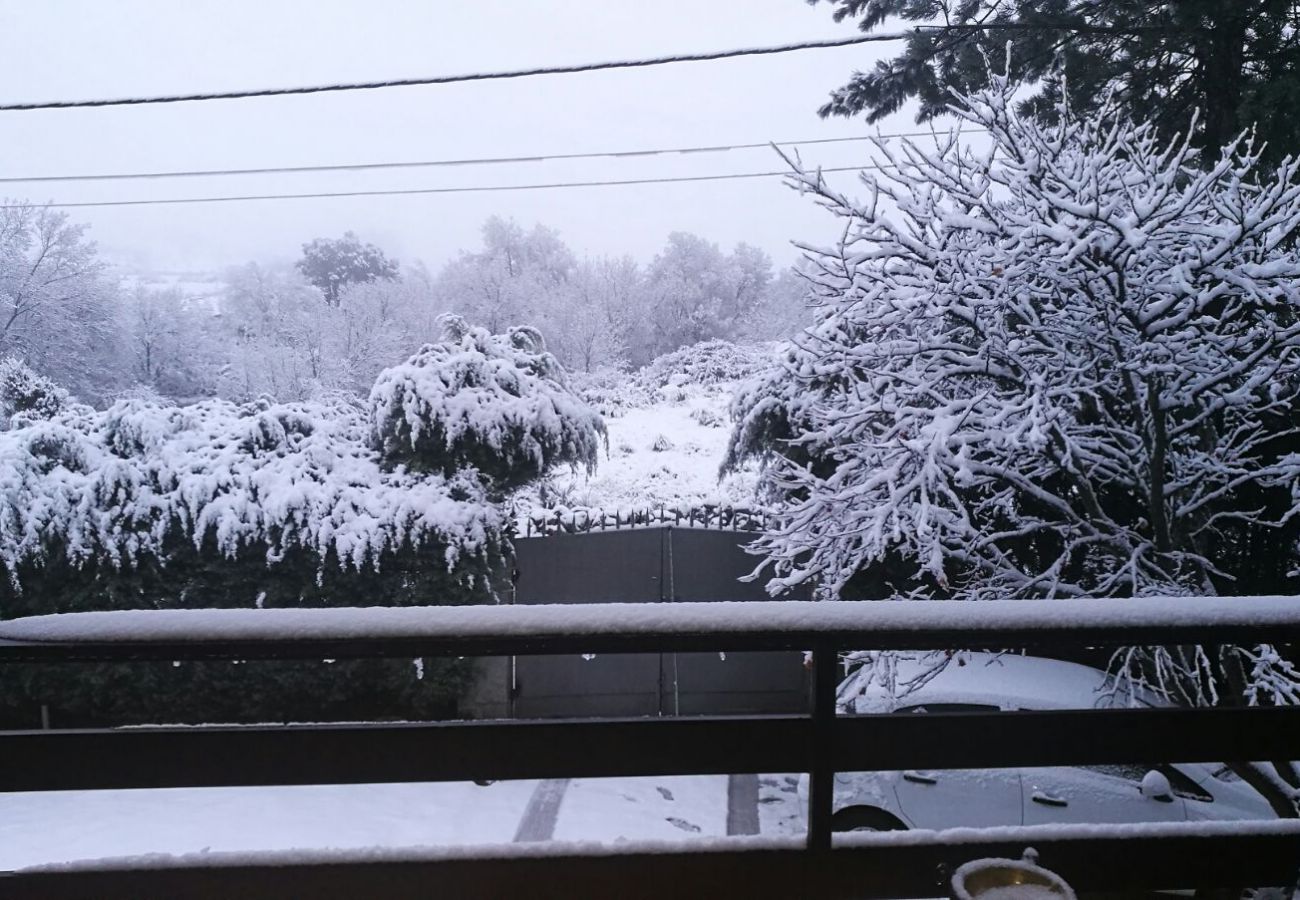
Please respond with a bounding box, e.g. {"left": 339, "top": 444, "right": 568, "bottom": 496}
{"left": 726, "top": 773, "right": 760, "bottom": 835}
{"left": 513, "top": 778, "right": 571, "bottom": 842}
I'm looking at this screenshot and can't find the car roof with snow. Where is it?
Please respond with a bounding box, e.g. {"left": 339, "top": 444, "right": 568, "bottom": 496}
{"left": 852, "top": 652, "right": 1170, "bottom": 713}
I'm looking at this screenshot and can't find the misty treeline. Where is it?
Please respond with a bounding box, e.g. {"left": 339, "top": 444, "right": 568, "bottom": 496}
{"left": 0, "top": 205, "right": 808, "bottom": 408}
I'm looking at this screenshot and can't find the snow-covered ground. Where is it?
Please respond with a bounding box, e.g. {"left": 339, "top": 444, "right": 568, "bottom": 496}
{"left": 0, "top": 775, "right": 805, "bottom": 869}
{"left": 551, "top": 775, "right": 728, "bottom": 842}
{"left": 520, "top": 380, "right": 758, "bottom": 520}
{"left": 115, "top": 266, "right": 224, "bottom": 311}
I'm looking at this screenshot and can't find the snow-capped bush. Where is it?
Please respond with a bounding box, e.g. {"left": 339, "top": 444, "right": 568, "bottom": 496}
{"left": 0, "top": 392, "right": 503, "bottom": 609}
{"left": 689, "top": 405, "right": 724, "bottom": 428}
{"left": 0, "top": 357, "right": 70, "bottom": 427}
{"left": 729, "top": 70, "right": 1300, "bottom": 704}
{"left": 634, "top": 339, "right": 773, "bottom": 391}
{"left": 561, "top": 342, "right": 774, "bottom": 417}
{"left": 370, "top": 316, "right": 605, "bottom": 493}
{"left": 651, "top": 434, "right": 674, "bottom": 452}
{"left": 569, "top": 365, "right": 650, "bottom": 417}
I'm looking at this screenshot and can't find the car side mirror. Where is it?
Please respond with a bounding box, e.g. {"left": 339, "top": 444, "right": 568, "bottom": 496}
{"left": 1141, "top": 769, "right": 1174, "bottom": 802}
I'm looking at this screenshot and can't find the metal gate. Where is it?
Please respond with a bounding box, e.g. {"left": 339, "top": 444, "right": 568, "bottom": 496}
{"left": 510, "top": 528, "right": 809, "bottom": 718}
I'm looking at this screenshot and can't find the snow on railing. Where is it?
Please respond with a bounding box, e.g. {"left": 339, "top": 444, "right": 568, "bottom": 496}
{"left": 2, "top": 595, "right": 1298, "bottom": 652}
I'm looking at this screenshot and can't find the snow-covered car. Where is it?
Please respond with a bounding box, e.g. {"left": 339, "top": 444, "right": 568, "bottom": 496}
{"left": 799, "top": 653, "right": 1276, "bottom": 832}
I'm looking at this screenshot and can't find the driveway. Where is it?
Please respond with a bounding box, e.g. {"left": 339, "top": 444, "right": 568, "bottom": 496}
{"left": 0, "top": 774, "right": 799, "bottom": 870}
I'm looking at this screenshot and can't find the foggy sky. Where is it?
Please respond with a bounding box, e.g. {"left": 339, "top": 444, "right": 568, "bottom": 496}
{"left": 0, "top": 1, "right": 915, "bottom": 274}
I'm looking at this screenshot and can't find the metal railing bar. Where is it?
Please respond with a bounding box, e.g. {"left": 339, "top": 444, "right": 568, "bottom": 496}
{"left": 806, "top": 642, "right": 837, "bottom": 851}
{"left": 832, "top": 705, "right": 1300, "bottom": 772}
{"left": 0, "top": 716, "right": 812, "bottom": 792}
{"left": 4, "top": 706, "right": 1297, "bottom": 793}
{"left": 3, "top": 598, "right": 1299, "bottom": 896}
{"left": 5, "top": 822, "right": 1300, "bottom": 900}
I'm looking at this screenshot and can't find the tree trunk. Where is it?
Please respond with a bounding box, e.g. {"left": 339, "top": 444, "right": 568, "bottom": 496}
{"left": 1198, "top": 5, "right": 1249, "bottom": 157}
{"left": 1147, "top": 381, "right": 1171, "bottom": 552}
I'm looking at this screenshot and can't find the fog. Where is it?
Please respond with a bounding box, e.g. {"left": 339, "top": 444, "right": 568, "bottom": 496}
{"left": 0, "top": 0, "right": 907, "bottom": 272}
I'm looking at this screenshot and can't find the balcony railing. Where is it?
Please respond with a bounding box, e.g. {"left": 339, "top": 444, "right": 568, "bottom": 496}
{"left": 1, "top": 596, "right": 1299, "bottom": 899}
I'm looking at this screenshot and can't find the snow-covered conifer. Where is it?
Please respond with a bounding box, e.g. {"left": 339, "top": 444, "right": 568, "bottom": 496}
{"left": 0, "top": 357, "right": 70, "bottom": 427}
{"left": 369, "top": 316, "right": 605, "bottom": 493}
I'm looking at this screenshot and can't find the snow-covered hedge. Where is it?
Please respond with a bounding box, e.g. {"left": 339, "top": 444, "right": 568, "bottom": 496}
{"left": 0, "top": 393, "right": 503, "bottom": 606}
{"left": 564, "top": 341, "right": 775, "bottom": 415}
{"left": 370, "top": 318, "right": 605, "bottom": 492}
{"left": 0, "top": 318, "right": 608, "bottom": 618}
{"left": 0, "top": 388, "right": 508, "bottom": 723}
{"left": 568, "top": 366, "right": 649, "bottom": 417}
{"left": 634, "top": 339, "right": 773, "bottom": 392}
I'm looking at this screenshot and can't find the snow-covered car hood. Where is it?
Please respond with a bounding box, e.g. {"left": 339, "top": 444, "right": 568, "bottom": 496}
{"left": 850, "top": 651, "right": 1169, "bottom": 714}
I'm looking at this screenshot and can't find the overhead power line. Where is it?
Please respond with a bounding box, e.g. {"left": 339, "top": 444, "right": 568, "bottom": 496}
{"left": 0, "top": 23, "right": 1195, "bottom": 113}
{"left": 0, "top": 33, "right": 921, "bottom": 112}
{"left": 0, "top": 130, "right": 981, "bottom": 184}
{"left": 0, "top": 165, "right": 877, "bottom": 210}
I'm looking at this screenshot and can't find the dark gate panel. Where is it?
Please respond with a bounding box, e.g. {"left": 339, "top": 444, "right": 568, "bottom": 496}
{"left": 513, "top": 529, "right": 666, "bottom": 604}
{"left": 513, "top": 654, "right": 662, "bottom": 718}
{"left": 668, "top": 652, "right": 808, "bottom": 716}
{"left": 663, "top": 529, "right": 769, "bottom": 602}
{"left": 509, "top": 528, "right": 809, "bottom": 718}
{"left": 666, "top": 529, "right": 809, "bottom": 715}
{"left": 512, "top": 530, "right": 664, "bottom": 718}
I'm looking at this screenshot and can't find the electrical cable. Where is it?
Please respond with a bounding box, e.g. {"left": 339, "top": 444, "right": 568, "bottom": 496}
{"left": 0, "top": 33, "right": 921, "bottom": 112}
{"left": 0, "top": 165, "right": 879, "bottom": 209}
{"left": 0, "top": 130, "right": 983, "bottom": 184}
{"left": 0, "top": 23, "right": 1191, "bottom": 112}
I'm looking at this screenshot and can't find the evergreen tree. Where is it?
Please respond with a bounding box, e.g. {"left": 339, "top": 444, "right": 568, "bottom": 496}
{"left": 297, "top": 232, "right": 399, "bottom": 306}
{"left": 810, "top": 1, "right": 1300, "bottom": 163}
{"left": 370, "top": 316, "right": 605, "bottom": 495}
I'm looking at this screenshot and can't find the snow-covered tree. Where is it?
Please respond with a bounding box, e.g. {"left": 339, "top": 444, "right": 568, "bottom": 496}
{"left": 319, "top": 272, "right": 442, "bottom": 394}
{"left": 0, "top": 204, "right": 124, "bottom": 402}
{"left": 808, "top": 1, "right": 1300, "bottom": 167}
{"left": 433, "top": 217, "right": 575, "bottom": 335}
{"left": 214, "top": 262, "right": 323, "bottom": 401}
{"left": 214, "top": 262, "right": 444, "bottom": 402}
{"left": 124, "top": 285, "right": 216, "bottom": 399}
{"left": 542, "top": 257, "right": 635, "bottom": 373}
{"left": 728, "top": 71, "right": 1300, "bottom": 708}
{"left": 742, "top": 263, "right": 820, "bottom": 341}
{"left": 370, "top": 315, "right": 605, "bottom": 494}
{"left": 645, "top": 233, "right": 773, "bottom": 359}
{"left": 297, "top": 231, "right": 399, "bottom": 306}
